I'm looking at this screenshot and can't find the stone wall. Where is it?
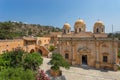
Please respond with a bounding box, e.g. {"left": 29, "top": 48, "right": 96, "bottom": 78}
{"left": 0, "top": 39, "right": 24, "bottom": 54}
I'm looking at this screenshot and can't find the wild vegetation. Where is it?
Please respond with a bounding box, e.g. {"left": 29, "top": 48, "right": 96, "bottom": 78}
{"left": 0, "top": 21, "right": 62, "bottom": 39}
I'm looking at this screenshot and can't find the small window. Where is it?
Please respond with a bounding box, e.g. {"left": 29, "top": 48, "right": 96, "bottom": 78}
{"left": 79, "top": 28, "right": 81, "bottom": 32}
{"left": 65, "top": 53, "right": 69, "bottom": 59}
{"left": 103, "top": 56, "right": 107, "bottom": 62}
{"left": 96, "top": 28, "right": 99, "bottom": 33}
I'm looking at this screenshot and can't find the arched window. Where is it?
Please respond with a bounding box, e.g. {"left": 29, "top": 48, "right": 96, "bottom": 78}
{"left": 38, "top": 49, "right": 42, "bottom": 56}
{"left": 65, "top": 53, "right": 69, "bottom": 59}
{"left": 103, "top": 56, "right": 107, "bottom": 62}
{"left": 79, "top": 28, "right": 81, "bottom": 32}
{"left": 30, "top": 49, "right": 35, "bottom": 53}
{"left": 96, "top": 28, "right": 99, "bottom": 33}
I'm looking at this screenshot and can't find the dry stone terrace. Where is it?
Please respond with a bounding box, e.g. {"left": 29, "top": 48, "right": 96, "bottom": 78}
{"left": 40, "top": 57, "right": 120, "bottom": 80}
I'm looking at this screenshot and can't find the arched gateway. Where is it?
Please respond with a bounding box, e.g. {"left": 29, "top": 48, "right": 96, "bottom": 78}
{"left": 35, "top": 46, "right": 49, "bottom": 56}
{"left": 38, "top": 49, "right": 42, "bottom": 56}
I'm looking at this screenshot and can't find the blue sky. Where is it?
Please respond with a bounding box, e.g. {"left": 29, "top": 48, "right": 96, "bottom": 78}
{"left": 0, "top": 0, "right": 120, "bottom": 33}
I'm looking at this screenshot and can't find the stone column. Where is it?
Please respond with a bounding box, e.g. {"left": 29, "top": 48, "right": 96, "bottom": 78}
{"left": 72, "top": 44, "right": 76, "bottom": 65}
{"left": 95, "top": 42, "right": 100, "bottom": 69}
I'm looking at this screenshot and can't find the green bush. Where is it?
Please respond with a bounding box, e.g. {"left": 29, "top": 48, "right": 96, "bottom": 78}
{"left": 0, "top": 50, "right": 45, "bottom": 80}
{"left": 0, "top": 49, "right": 43, "bottom": 71}
{"left": 0, "top": 68, "right": 35, "bottom": 80}
{"left": 50, "top": 54, "right": 70, "bottom": 71}
{"left": 23, "top": 52, "right": 43, "bottom": 71}
{"left": 48, "top": 45, "right": 55, "bottom": 52}
{"left": 0, "top": 49, "right": 25, "bottom": 69}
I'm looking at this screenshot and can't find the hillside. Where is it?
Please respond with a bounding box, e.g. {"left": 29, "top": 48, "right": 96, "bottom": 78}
{"left": 0, "top": 21, "right": 62, "bottom": 39}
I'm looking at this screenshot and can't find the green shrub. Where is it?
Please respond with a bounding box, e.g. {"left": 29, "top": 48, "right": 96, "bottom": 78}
{"left": 0, "top": 49, "right": 43, "bottom": 71}
{"left": 0, "top": 50, "right": 45, "bottom": 80}
{"left": 23, "top": 52, "right": 43, "bottom": 71}
{"left": 118, "top": 53, "right": 120, "bottom": 58}
{"left": 0, "top": 49, "right": 25, "bottom": 69}
{"left": 48, "top": 45, "right": 55, "bottom": 52}
{"left": 50, "top": 54, "right": 70, "bottom": 70}
{"left": 0, "top": 68, "right": 35, "bottom": 80}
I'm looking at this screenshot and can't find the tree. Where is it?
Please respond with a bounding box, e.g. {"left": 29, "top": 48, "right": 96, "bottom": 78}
{"left": 48, "top": 45, "right": 55, "bottom": 52}
{"left": 0, "top": 49, "right": 43, "bottom": 71}
{"left": 0, "top": 49, "right": 26, "bottom": 69}
{"left": 28, "top": 29, "right": 32, "bottom": 36}
{"left": 0, "top": 49, "right": 46, "bottom": 80}
{"left": 23, "top": 52, "right": 43, "bottom": 71}
{"left": 50, "top": 54, "right": 70, "bottom": 71}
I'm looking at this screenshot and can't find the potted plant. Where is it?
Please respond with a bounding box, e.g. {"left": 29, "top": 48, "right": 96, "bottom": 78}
{"left": 50, "top": 54, "right": 70, "bottom": 76}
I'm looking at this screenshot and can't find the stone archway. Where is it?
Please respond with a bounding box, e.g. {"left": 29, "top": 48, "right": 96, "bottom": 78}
{"left": 38, "top": 49, "right": 42, "bottom": 56}
{"left": 30, "top": 49, "right": 35, "bottom": 53}
{"left": 36, "top": 45, "right": 49, "bottom": 57}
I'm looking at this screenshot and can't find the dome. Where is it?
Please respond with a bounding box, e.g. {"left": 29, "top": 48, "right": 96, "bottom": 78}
{"left": 93, "top": 20, "right": 105, "bottom": 33}
{"left": 74, "top": 19, "right": 86, "bottom": 29}
{"left": 63, "top": 23, "right": 70, "bottom": 29}
{"left": 75, "top": 19, "right": 85, "bottom": 25}
{"left": 94, "top": 21, "right": 104, "bottom": 27}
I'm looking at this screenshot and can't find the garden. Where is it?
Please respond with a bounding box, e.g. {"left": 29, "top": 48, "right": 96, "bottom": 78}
{"left": 0, "top": 49, "right": 70, "bottom": 80}
{"left": 0, "top": 49, "right": 49, "bottom": 80}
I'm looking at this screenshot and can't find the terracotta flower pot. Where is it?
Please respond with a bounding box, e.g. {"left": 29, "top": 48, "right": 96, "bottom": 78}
{"left": 50, "top": 69, "right": 62, "bottom": 77}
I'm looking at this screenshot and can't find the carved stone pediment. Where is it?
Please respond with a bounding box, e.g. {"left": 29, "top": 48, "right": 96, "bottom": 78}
{"left": 101, "top": 44, "right": 108, "bottom": 47}
{"left": 78, "top": 47, "right": 91, "bottom": 53}
{"left": 102, "top": 52, "right": 109, "bottom": 55}
{"left": 64, "top": 49, "right": 69, "bottom": 52}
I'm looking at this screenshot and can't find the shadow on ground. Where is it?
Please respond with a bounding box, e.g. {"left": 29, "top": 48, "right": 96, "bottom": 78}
{"left": 71, "top": 65, "right": 114, "bottom": 72}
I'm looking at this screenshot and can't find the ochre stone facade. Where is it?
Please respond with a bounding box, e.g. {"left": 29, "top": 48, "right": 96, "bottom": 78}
{"left": 0, "top": 39, "right": 24, "bottom": 53}
{"left": 58, "top": 19, "right": 119, "bottom": 70}
{"left": 0, "top": 37, "right": 51, "bottom": 57}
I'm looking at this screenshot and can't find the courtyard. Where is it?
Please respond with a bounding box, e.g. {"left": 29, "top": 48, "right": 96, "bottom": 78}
{"left": 40, "top": 57, "right": 120, "bottom": 80}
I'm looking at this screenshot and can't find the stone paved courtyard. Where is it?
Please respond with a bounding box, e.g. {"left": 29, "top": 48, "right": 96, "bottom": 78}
{"left": 40, "top": 57, "right": 120, "bottom": 80}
